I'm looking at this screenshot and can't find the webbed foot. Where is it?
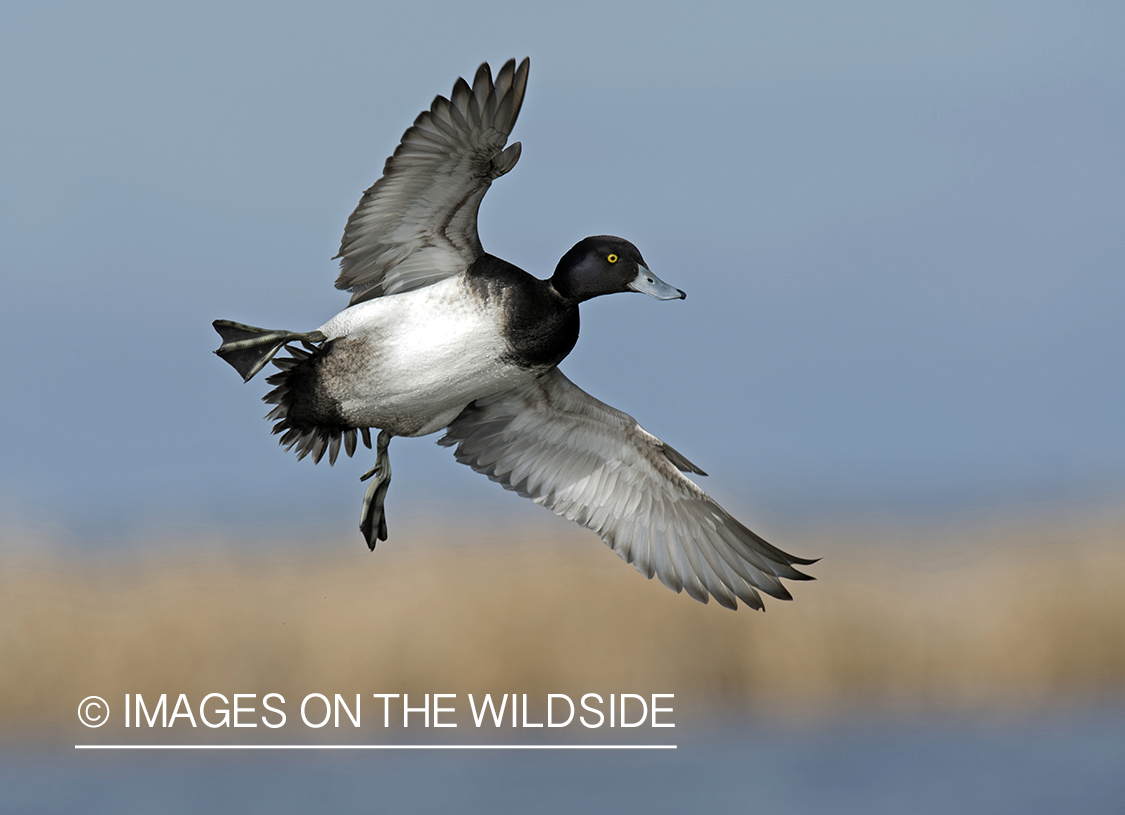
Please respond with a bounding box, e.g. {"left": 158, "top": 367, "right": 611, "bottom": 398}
{"left": 212, "top": 320, "right": 326, "bottom": 382}
{"left": 359, "top": 429, "right": 392, "bottom": 549}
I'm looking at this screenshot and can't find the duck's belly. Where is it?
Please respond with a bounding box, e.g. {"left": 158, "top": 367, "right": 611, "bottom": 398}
{"left": 313, "top": 277, "right": 530, "bottom": 437}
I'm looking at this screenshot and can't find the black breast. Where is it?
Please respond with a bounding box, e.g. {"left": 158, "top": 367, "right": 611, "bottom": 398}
{"left": 466, "top": 254, "right": 580, "bottom": 370}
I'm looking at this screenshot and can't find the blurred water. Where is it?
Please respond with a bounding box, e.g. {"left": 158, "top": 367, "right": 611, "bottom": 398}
{"left": 6, "top": 711, "right": 1123, "bottom": 813}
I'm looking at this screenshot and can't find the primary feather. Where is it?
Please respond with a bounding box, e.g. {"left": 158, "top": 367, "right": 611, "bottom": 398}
{"left": 334, "top": 59, "right": 530, "bottom": 303}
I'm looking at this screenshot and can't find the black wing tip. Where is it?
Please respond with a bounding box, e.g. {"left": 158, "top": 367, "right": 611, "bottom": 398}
{"left": 660, "top": 441, "right": 707, "bottom": 475}
{"left": 462, "top": 57, "right": 530, "bottom": 94}
{"left": 474, "top": 58, "right": 530, "bottom": 127}
{"left": 490, "top": 56, "right": 530, "bottom": 75}
{"left": 789, "top": 555, "right": 821, "bottom": 568}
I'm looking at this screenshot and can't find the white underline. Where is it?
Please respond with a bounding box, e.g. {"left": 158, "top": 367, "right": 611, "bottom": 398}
{"left": 75, "top": 744, "right": 676, "bottom": 750}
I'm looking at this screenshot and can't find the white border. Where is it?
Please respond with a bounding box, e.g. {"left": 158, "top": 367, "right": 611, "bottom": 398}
{"left": 75, "top": 744, "right": 677, "bottom": 750}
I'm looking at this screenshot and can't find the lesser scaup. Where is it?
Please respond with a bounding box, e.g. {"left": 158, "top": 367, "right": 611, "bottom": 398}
{"left": 213, "top": 58, "right": 815, "bottom": 609}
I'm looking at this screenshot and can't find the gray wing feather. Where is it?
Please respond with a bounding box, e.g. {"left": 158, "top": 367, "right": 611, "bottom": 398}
{"left": 438, "top": 369, "right": 816, "bottom": 609}
{"left": 334, "top": 59, "right": 530, "bottom": 304}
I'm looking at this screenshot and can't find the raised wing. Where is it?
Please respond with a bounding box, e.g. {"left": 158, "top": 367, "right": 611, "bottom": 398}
{"left": 439, "top": 369, "right": 816, "bottom": 609}
{"left": 334, "top": 58, "right": 530, "bottom": 304}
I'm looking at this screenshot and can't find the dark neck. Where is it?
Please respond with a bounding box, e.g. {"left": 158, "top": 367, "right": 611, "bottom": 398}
{"left": 467, "top": 254, "right": 582, "bottom": 370}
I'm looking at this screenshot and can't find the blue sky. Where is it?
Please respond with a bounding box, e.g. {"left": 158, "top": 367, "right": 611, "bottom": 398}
{"left": 2, "top": 1, "right": 1123, "bottom": 543}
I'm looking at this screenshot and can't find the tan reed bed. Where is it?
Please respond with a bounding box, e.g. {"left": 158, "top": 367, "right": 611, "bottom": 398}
{"left": 1, "top": 515, "right": 1123, "bottom": 733}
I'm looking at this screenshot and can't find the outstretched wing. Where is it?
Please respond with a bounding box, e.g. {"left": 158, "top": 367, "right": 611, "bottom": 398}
{"left": 439, "top": 369, "right": 816, "bottom": 610}
{"left": 334, "top": 58, "right": 530, "bottom": 304}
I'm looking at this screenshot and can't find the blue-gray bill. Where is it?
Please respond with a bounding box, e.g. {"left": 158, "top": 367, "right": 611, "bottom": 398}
{"left": 628, "top": 265, "right": 686, "bottom": 300}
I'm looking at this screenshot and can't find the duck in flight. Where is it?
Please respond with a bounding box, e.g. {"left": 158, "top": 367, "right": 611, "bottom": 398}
{"left": 213, "top": 58, "right": 815, "bottom": 609}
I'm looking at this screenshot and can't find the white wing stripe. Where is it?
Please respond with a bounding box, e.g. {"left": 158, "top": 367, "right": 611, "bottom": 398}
{"left": 439, "top": 368, "right": 815, "bottom": 608}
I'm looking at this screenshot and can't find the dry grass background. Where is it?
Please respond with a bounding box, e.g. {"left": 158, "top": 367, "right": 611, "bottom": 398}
{"left": 2, "top": 513, "right": 1123, "bottom": 733}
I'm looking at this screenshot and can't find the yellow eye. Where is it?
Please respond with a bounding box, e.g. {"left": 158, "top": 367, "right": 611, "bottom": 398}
{"left": 607, "top": 254, "right": 618, "bottom": 263}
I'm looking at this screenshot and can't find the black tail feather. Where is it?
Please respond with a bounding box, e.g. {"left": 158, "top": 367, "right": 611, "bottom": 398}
{"left": 261, "top": 343, "right": 371, "bottom": 465}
